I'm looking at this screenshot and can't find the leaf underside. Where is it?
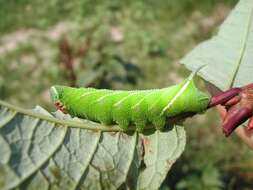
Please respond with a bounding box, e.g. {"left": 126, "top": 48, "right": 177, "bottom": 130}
{"left": 181, "top": 0, "right": 253, "bottom": 91}
{"left": 0, "top": 100, "right": 186, "bottom": 190}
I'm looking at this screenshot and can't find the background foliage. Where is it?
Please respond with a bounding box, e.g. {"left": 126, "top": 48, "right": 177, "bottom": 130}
{"left": 1, "top": 0, "right": 253, "bottom": 189}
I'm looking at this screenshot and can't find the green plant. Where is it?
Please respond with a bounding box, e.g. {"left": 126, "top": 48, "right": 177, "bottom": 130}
{"left": 2, "top": 0, "right": 253, "bottom": 190}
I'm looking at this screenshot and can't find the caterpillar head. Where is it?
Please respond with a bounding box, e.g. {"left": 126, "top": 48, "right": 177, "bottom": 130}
{"left": 50, "top": 85, "right": 67, "bottom": 113}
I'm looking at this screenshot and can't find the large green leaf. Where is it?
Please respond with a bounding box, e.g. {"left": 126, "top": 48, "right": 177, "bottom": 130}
{"left": 181, "top": 0, "right": 253, "bottom": 91}
{"left": 0, "top": 100, "right": 186, "bottom": 190}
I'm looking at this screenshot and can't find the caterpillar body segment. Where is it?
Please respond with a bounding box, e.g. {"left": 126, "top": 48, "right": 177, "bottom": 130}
{"left": 50, "top": 75, "right": 209, "bottom": 132}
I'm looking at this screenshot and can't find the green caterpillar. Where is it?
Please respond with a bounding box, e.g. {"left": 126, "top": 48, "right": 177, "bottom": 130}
{"left": 50, "top": 72, "right": 209, "bottom": 132}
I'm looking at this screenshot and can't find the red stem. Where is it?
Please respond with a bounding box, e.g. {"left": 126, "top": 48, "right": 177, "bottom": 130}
{"left": 223, "top": 107, "right": 252, "bottom": 137}
{"left": 208, "top": 88, "right": 241, "bottom": 108}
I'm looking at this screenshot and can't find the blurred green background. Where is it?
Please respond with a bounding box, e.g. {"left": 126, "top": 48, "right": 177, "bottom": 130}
{"left": 1, "top": 0, "right": 253, "bottom": 189}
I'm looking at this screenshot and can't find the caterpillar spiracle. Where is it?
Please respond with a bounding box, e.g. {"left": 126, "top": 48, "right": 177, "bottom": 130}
{"left": 50, "top": 71, "right": 209, "bottom": 132}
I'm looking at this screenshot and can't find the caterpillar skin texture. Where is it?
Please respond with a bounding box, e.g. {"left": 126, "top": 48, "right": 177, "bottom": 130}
{"left": 50, "top": 78, "right": 209, "bottom": 131}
